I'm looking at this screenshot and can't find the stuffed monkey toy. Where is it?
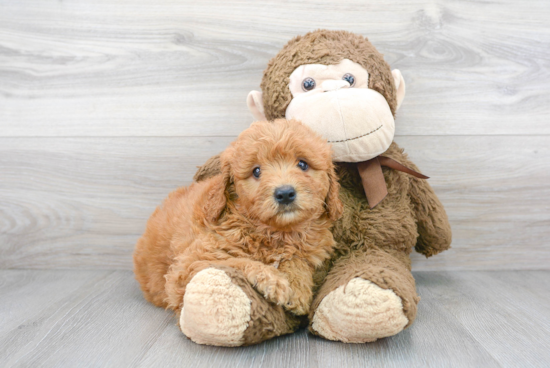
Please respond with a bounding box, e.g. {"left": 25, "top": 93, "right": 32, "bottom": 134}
{"left": 188, "top": 30, "right": 452, "bottom": 345}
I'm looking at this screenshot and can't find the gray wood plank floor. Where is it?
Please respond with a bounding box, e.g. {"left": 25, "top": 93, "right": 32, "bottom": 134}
{"left": 0, "top": 270, "right": 548, "bottom": 368}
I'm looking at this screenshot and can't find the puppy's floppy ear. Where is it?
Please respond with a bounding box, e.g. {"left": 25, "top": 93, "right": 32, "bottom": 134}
{"left": 193, "top": 153, "right": 222, "bottom": 182}
{"left": 325, "top": 166, "right": 343, "bottom": 221}
{"left": 196, "top": 151, "right": 232, "bottom": 223}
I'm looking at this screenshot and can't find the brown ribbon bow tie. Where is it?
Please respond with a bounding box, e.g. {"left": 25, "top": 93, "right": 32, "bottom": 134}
{"left": 357, "top": 156, "right": 429, "bottom": 208}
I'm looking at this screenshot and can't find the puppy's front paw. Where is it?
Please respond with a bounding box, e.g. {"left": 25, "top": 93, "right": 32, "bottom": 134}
{"left": 250, "top": 269, "right": 292, "bottom": 306}
{"left": 261, "top": 277, "right": 293, "bottom": 306}
{"left": 285, "top": 291, "right": 311, "bottom": 316}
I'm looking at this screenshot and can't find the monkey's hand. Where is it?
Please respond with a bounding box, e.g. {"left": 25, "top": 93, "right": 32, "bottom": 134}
{"left": 408, "top": 168, "right": 452, "bottom": 257}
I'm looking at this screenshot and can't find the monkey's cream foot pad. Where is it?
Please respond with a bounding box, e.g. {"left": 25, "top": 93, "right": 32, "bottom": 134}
{"left": 181, "top": 268, "right": 251, "bottom": 346}
{"left": 311, "top": 278, "right": 408, "bottom": 343}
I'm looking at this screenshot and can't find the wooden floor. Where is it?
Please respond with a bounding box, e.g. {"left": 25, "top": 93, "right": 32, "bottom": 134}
{"left": 0, "top": 269, "right": 548, "bottom": 368}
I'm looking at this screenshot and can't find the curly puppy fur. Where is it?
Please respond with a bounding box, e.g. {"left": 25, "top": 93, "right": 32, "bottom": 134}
{"left": 134, "top": 119, "right": 343, "bottom": 317}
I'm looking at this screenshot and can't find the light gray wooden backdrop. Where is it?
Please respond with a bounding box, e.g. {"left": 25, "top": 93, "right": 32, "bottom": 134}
{"left": 1, "top": 0, "right": 549, "bottom": 271}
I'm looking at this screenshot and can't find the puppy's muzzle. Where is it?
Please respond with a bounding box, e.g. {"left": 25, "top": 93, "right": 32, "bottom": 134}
{"left": 274, "top": 185, "right": 296, "bottom": 205}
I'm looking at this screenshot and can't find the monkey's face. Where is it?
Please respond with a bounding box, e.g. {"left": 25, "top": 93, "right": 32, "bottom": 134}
{"left": 284, "top": 59, "right": 403, "bottom": 162}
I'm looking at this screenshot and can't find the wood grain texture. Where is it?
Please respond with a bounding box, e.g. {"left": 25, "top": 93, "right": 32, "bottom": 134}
{"left": 0, "top": 270, "right": 173, "bottom": 367}
{"left": 1, "top": 0, "right": 550, "bottom": 137}
{"left": 415, "top": 271, "right": 550, "bottom": 367}
{"left": 1, "top": 270, "right": 549, "bottom": 367}
{"left": 0, "top": 136, "right": 233, "bottom": 269}
{"left": 1, "top": 135, "right": 548, "bottom": 270}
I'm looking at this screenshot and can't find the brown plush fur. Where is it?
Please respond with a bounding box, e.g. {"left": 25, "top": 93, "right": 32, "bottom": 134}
{"left": 309, "top": 142, "right": 450, "bottom": 330}
{"left": 134, "top": 119, "right": 343, "bottom": 317}
{"left": 193, "top": 30, "right": 452, "bottom": 343}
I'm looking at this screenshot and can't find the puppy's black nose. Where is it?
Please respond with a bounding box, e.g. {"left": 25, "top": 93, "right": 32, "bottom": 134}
{"left": 274, "top": 185, "right": 296, "bottom": 205}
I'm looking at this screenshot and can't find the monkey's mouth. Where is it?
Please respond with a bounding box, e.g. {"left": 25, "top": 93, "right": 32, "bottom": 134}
{"left": 327, "top": 124, "right": 383, "bottom": 144}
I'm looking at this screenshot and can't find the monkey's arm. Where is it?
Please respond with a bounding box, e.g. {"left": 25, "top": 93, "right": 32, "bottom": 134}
{"left": 193, "top": 154, "right": 222, "bottom": 182}
{"left": 408, "top": 174, "right": 452, "bottom": 257}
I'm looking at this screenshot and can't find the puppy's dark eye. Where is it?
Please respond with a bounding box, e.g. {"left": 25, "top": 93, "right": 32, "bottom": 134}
{"left": 302, "top": 77, "right": 316, "bottom": 91}
{"left": 252, "top": 167, "right": 261, "bottom": 178}
{"left": 342, "top": 73, "right": 355, "bottom": 87}
{"left": 297, "top": 160, "right": 309, "bottom": 171}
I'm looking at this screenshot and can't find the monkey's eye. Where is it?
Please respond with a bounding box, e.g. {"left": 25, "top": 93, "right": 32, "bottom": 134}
{"left": 252, "top": 167, "right": 261, "bottom": 178}
{"left": 302, "top": 77, "right": 316, "bottom": 91}
{"left": 297, "top": 160, "right": 309, "bottom": 171}
{"left": 342, "top": 73, "right": 355, "bottom": 87}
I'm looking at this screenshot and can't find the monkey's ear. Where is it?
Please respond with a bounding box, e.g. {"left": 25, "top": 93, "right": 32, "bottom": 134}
{"left": 247, "top": 90, "right": 267, "bottom": 121}
{"left": 392, "top": 69, "right": 406, "bottom": 110}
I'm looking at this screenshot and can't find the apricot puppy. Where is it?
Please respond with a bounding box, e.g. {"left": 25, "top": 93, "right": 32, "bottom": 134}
{"left": 134, "top": 119, "right": 343, "bottom": 318}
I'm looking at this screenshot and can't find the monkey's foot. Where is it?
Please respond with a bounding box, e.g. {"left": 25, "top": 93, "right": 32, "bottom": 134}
{"left": 181, "top": 267, "right": 301, "bottom": 346}
{"left": 310, "top": 278, "right": 408, "bottom": 343}
{"left": 180, "top": 268, "right": 251, "bottom": 346}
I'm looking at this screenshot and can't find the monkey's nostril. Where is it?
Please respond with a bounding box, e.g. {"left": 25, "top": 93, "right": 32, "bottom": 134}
{"left": 274, "top": 185, "right": 296, "bottom": 205}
